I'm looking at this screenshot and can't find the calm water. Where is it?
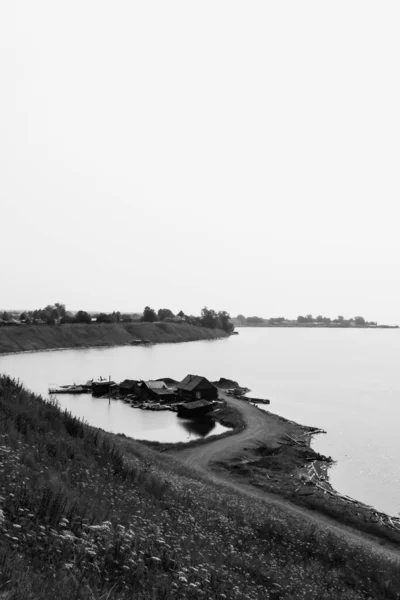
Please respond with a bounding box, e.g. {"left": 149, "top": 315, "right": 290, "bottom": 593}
{"left": 1, "top": 328, "right": 399, "bottom": 515}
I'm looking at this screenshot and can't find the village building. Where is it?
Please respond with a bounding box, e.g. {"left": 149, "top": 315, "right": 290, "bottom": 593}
{"left": 119, "top": 379, "right": 138, "bottom": 396}
{"left": 176, "top": 375, "right": 218, "bottom": 402}
{"left": 134, "top": 380, "right": 175, "bottom": 403}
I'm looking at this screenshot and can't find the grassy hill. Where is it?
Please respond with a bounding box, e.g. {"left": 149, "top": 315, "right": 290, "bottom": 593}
{"left": 0, "top": 322, "right": 228, "bottom": 355}
{"left": 1, "top": 375, "right": 399, "bottom": 599}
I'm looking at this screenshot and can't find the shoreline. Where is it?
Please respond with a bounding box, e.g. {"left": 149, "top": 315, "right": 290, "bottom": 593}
{"left": 172, "top": 392, "right": 400, "bottom": 546}
{"left": 0, "top": 322, "right": 229, "bottom": 356}
{"left": 0, "top": 335, "right": 228, "bottom": 358}
{"left": 1, "top": 346, "right": 397, "bottom": 546}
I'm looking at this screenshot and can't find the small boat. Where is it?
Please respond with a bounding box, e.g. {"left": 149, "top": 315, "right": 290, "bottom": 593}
{"left": 49, "top": 385, "right": 86, "bottom": 395}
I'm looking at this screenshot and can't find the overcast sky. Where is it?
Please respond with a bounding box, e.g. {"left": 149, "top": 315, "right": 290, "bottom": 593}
{"left": 1, "top": 2, "right": 399, "bottom": 322}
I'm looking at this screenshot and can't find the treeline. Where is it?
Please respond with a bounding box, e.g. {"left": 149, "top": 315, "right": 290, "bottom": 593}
{"left": 0, "top": 304, "right": 136, "bottom": 326}
{"left": 141, "top": 306, "right": 234, "bottom": 333}
{"left": 234, "top": 314, "right": 380, "bottom": 327}
{"left": 0, "top": 303, "right": 234, "bottom": 333}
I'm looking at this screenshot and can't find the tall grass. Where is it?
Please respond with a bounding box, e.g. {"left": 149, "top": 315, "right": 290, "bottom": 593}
{"left": 0, "top": 374, "right": 399, "bottom": 599}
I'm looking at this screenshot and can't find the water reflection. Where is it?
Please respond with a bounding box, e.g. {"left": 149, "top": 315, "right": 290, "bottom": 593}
{"left": 46, "top": 392, "right": 229, "bottom": 443}
{"left": 179, "top": 417, "right": 216, "bottom": 438}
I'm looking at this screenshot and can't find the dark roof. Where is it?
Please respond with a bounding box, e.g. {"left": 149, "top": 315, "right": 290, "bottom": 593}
{"left": 119, "top": 379, "right": 137, "bottom": 389}
{"left": 179, "top": 400, "right": 214, "bottom": 410}
{"left": 176, "top": 374, "right": 216, "bottom": 392}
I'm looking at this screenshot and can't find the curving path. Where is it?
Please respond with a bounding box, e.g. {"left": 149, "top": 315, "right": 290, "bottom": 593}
{"left": 172, "top": 393, "right": 400, "bottom": 562}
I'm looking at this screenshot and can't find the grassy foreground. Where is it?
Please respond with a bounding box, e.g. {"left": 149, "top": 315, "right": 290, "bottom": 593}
{"left": 0, "top": 322, "right": 228, "bottom": 354}
{"left": 1, "top": 376, "right": 400, "bottom": 600}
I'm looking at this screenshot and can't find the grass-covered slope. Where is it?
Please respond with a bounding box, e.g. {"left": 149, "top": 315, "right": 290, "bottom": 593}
{"left": 0, "top": 375, "right": 399, "bottom": 600}
{"left": 0, "top": 322, "right": 228, "bottom": 354}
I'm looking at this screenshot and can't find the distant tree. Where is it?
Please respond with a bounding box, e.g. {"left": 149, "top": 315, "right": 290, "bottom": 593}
{"left": 120, "top": 314, "right": 133, "bottom": 322}
{"left": 217, "top": 311, "right": 234, "bottom": 333}
{"left": 141, "top": 306, "right": 157, "bottom": 323}
{"left": 269, "top": 317, "right": 285, "bottom": 324}
{"left": 201, "top": 307, "right": 218, "bottom": 329}
{"left": 337, "top": 315, "right": 344, "bottom": 322}
{"left": 297, "top": 316, "right": 306, "bottom": 323}
{"left": 246, "top": 316, "right": 264, "bottom": 324}
{"left": 354, "top": 316, "right": 366, "bottom": 326}
{"left": 157, "top": 308, "right": 175, "bottom": 321}
{"left": 60, "top": 312, "right": 75, "bottom": 324}
{"left": 19, "top": 312, "right": 27, "bottom": 322}
{"left": 316, "top": 315, "right": 324, "bottom": 323}
{"left": 1, "top": 311, "right": 11, "bottom": 321}
{"left": 75, "top": 310, "right": 92, "bottom": 324}
{"left": 236, "top": 314, "right": 247, "bottom": 326}
{"left": 95, "top": 312, "right": 117, "bottom": 323}
{"left": 305, "top": 314, "right": 314, "bottom": 323}
{"left": 54, "top": 303, "right": 66, "bottom": 319}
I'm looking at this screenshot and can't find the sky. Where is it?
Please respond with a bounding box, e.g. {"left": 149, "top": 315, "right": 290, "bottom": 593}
{"left": 1, "top": 2, "right": 400, "bottom": 323}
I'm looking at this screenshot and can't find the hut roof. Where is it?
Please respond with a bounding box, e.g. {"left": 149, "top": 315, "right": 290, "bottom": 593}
{"left": 176, "top": 374, "right": 215, "bottom": 392}
{"left": 119, "top": 379, "right": 137, "bottom": 389}
{"left": 143, "top": 380, "right": 167, "bottom": 389}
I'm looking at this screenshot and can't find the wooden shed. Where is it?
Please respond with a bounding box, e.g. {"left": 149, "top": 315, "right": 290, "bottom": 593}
{"left": 119, "top": 379, "right": 138, "bottom": 395}
{"left": 176, "top": 375, "right": 218, "bottom": 402}
{"left": 134, "top": 380, "right": 176, "bottom": 403}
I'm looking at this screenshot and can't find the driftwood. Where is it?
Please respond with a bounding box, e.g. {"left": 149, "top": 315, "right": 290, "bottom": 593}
{"left": 284, "top": 434, "right": 302, "bottom": 446}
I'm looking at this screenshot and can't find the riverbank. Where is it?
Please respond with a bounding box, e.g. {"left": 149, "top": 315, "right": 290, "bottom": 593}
{"left": 173, "top": 392, "right": 400, "bottom": 547}
{"left": 0, "top": 322, "right": 228, "bottom": 355}
{"left": 1, "top": 375, "right": 400, "bottom": 600}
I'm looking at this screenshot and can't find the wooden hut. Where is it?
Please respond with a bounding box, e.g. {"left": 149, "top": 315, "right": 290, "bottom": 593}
{"left": 134, "top": 380, "right": 176, "bottom": 403}
{"left": 176, "top": 375, "right": 218, "bottom": 402}
{"left": 119, "top": 379, "right": 138, "bottom": 396}
{"left": 92, "top": 380, "right": 117, "bottom": 397}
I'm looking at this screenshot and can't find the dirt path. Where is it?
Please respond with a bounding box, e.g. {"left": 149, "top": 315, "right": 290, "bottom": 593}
{"left": 172, "top": 394, "right": 400, "bottom": 562}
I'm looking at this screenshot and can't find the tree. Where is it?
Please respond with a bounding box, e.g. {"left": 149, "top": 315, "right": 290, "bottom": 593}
{"left": 236, "top": 314, "right": 246, "bottom": 326}
{"left": 157, "top": 308, "right": 175, "bottom": 321}
{"left": 141, "top": 306, "right": 157, "bottom": 322}
{"left": 246, "top": 316, "right": 264, "bottom": 324}
{"left": 75, "top": 310, "right": 92, "bottom": 324}
{"left": 218, "top": 311, "right": 234, "bottom": 333}
{"left": 1, "top": 311, "right": 11, "bottom": 321}
{"left": 54, "top": 303, "right": 66, "bottom": 319}
{"left": 354, "top": 316, "right": 366, "bottom": 326}
{"left": 201, "top": 307, "right": 218, "bottom": 329}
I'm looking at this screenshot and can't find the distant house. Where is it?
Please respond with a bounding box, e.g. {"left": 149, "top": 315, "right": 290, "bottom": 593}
{"left": 176, "top": 375, "right": 218, "bottom": 402}
{"left": 134, "top": 380, "right": 175, "bottom": 403}
{"left": 119, "top": 379, "right": 138, "bottom": 396}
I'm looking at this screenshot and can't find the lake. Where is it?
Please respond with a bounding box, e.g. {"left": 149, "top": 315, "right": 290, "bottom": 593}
{"left": 1, "top": 327, "right": 399, "bottom": 516}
